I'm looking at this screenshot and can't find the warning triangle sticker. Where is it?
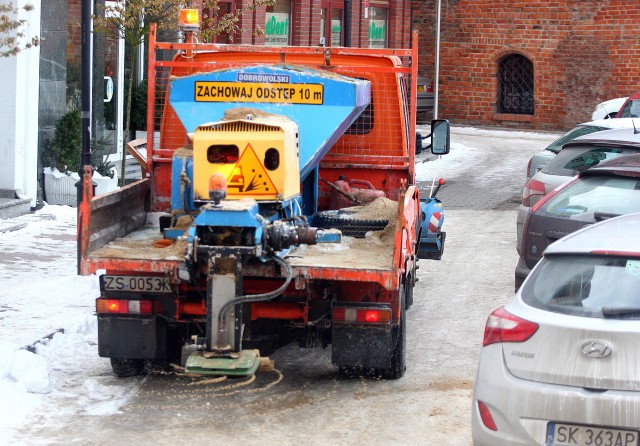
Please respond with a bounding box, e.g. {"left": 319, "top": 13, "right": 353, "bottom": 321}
{"left": 226, "top": 144, "right": 278, "bottom": 196}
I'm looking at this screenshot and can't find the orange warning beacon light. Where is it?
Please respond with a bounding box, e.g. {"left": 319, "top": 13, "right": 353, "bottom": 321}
{"left": 179, "top": 9, "right": 200, "bottom": 32}
{"left": 209, "top": 172, "right": 227, "bottom": 205}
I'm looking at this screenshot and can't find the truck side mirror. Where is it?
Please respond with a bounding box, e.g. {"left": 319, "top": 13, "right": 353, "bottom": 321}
{"left": 431, "top": 119, "right": 450, "bottom": 155}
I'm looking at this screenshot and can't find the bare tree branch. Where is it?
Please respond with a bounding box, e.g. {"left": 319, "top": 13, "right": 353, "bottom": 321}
{"left": 0, "top": 2, "right": 40, "bottom": 57}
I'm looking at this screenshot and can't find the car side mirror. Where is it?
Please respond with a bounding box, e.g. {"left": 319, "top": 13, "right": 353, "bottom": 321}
{"left": 431, "top": 119, "right": 450, "bottom": 155}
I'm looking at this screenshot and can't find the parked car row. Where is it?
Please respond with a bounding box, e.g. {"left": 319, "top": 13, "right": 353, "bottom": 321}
{"left": 518, "top": 121, "right": 640, "bottom": 251}
{"left": 474, "top": 213, "right": 640, "bottom": 445}
{"left": 473, "top": 102, "right": 640, "bottom": 444}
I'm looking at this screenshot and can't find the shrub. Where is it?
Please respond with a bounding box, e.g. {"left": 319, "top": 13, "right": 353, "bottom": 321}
{"left": 42, "top": 109, "right": 114, "bottom": 178}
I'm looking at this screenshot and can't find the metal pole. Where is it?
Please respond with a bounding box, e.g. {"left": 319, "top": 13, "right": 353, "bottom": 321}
{"left": 344, "top": 0, "right": 351, "bottom": 47}
{"left": 434, "top": 0, "right": 441, "bottom": 120}
{"left": 78, "top": 0, "right": 93, "bottom": 194}
{"left": 77, "top": 0, "right": 93, "bottom": 273}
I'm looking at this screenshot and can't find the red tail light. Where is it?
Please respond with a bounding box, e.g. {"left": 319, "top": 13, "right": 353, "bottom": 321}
{"left": 427, "top": 82, "right": 434, "bottom": 93}
{"left": 477, "top": 401, "right": 497, "bottom": 431}
{"left": 521, "top": 178, "right": 546, "bottom": 207}
{"left": 96, "top": 298, "right": 157, "bottom": 315}
{"left": 483, "top": 306, "right": 538, "bottom": 346}
{"left": 530, "top": 176, "right": 577, "bottom": 213}
{"left": 332, "top": 306, "right": 391, "bottom": 324}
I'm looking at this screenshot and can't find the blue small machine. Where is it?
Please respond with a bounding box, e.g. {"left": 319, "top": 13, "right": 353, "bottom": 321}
{"left": 164, "top": 65, "right": 371, "bottom": 375}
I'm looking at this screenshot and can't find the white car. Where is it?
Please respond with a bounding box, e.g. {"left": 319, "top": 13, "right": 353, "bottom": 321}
{"left": 473, "top": 212, "right": 640, "bottom": 446}
{"left": 591, "top": 96, "right": 627, "bottom": 121}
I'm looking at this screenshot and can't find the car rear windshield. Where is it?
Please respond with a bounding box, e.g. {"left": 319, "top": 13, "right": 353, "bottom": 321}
{"left": 618, "top": 99, "right": 640, "bottom": 118}
{"left": 521, "top": 255, "right": 640, "bottom": 319}
{"left": 538, "top": 175, "right": 640, "bottom": 222}
{"left": 541, "top": 145, "right": 633, "bottom": 176}
{"left": 544, "top": 126, "right": 608, "bottom": 154}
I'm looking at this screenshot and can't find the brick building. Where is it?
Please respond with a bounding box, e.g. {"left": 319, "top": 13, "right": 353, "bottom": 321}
{"left": 188, "top": 0, "right": 413, "bottom": 49}
{"left": 412, "top": 0, "right": 640, "bottom": 130}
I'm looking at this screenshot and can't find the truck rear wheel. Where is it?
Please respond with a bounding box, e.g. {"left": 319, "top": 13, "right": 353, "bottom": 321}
{"left": 110, "top": 358, "right": 146, "bottom": 377}
{"left": 380, "top": 290, "right": 406, "bottom": 379}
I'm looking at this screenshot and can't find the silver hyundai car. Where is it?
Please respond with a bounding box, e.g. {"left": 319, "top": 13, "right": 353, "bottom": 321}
{"left": 473, "top": 213, "right": 640, "bottom": 445}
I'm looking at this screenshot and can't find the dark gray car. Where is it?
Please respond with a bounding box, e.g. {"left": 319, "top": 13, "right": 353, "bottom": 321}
{"left": 515, "top": 153, "right": 640, "bottom": 291}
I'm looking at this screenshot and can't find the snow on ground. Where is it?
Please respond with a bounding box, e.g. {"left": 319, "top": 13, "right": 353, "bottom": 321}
{"left": 0, "top": 125, "right": 558, "bottom": 444}
{"left": 0, "top": 206, "right": 141, "bottom": 445}
{"left": 415, "top": 125, "right": 559, "bottom": 187}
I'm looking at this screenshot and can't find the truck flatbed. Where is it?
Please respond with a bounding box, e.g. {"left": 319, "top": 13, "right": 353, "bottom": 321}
{"left": 86, "top": 197, "right": 399, "bottom": 287}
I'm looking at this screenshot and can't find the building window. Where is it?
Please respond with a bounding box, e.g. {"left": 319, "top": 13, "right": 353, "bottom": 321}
{"left": 497, "top": 54, "right": 534, "bottom": 115}
{"left": 265, "top": 1, "right": 291, "bottom": 47}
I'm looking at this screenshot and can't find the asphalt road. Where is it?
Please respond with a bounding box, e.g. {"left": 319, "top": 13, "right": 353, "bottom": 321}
{"left": 19, "top": 127, "right": 560, "bottom": 446}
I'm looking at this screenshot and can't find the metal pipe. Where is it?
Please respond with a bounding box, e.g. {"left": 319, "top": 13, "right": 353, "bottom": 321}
{"left": 80, "top": 0, "right": 92, "bottom": 179}
{"left": 344, "top": 0, "right": 351, "bottom": 47}
{"left": 216, "top": 254, "right": 293, "bottom": 348}
{"left": 77, "top": 0, "right": 93, "bottom": 274}
{"left": 434, "top": 0, "right": 442, "bottom": 119}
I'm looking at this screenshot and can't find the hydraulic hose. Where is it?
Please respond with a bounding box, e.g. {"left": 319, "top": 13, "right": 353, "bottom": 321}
{"left": 215, "top": 253, "right": 293, "bottom": 348}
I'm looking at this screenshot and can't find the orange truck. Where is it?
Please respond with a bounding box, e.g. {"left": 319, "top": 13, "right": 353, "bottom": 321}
{"left": 78, "top": 22, "right": 449, "bottom": 379}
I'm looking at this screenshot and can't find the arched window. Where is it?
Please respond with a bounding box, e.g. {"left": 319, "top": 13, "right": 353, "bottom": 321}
{"left": 497, "top": 54, "right": 534, "bottom": 115}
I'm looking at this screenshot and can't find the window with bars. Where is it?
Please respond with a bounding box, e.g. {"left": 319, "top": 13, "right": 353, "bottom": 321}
{"left": 497, "top": 54, "right": 534, "bottom": 115}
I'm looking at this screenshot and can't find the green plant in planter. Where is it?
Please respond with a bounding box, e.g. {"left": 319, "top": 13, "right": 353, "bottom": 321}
{"left": 42, "top": 109, "right": 81, "bottom": 173}
{"left": 42, "top": 109, "right": 115, "bottom": 178}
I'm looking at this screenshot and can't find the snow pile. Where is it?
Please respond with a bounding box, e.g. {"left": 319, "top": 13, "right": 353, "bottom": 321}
{"left": 0, "top": 205, "right": 138, "bottom": 444}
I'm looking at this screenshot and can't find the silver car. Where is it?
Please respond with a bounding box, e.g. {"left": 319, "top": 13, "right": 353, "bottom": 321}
{"left": 473, "top": 213, "right": 640, "bottom": 446}
{"left": 517, "top": 124, "right": 640, "bottom": 253}
{"left": 526, "top": 118, "right": 637, "bottom": 179}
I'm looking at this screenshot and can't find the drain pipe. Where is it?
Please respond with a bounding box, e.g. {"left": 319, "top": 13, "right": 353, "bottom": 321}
{"left": 344, "top": 0, "right": 351, "bottom": 47}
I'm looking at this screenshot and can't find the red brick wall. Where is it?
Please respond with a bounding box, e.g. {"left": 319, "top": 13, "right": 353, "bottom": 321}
{"left": 67, "top": 0, "right": 81, "bottom": 63}
{"left": 412, "top": 0, "right": 640, "bottom": 130}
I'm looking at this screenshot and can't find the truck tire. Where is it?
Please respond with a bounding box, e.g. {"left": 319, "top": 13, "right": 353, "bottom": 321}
{"left": 381, "top": 289, "right": 406, "bottom": 379}
{"left": 110, "top": 358, "right": 146, "bottom": 377}
{"left": 405, "top": 275, "right": 414, "bottom": 310}
{"left": 314, "top": 210, "right": 388, "bottom": 238}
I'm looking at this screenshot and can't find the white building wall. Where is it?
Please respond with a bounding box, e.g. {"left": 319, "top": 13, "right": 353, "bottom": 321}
{"left": 0, "top": 0, "right": 41, "bottom": 206}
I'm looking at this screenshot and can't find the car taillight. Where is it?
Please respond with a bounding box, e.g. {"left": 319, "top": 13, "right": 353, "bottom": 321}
{"left": 521, "top": 178, "right": 546, "bottom": 207}
{"left": 477, "top": 401, "right": 497, "bottom": 431}
{"left": 96, "top": 298, "right": 157, "bottom": 315}
{"left": 530, "top": 176, "right": 577, "bottom": 213}
{"left": 427, "top": 82, "right": 434, "bottom": 93}
{"left": 332, "top": 306, "right": 391, "bottom": 324}
{"left": 483, "top": 306, "right": 538, "bottom": 346}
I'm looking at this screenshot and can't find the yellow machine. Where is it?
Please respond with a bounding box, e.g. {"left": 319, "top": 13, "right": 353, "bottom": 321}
{"left": 192, "top": 110, "right": 300, "bottom": 202}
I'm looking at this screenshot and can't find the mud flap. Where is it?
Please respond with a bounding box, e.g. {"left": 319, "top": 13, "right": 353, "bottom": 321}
{"left": 98, "top": 316, "right": 166, "bottom": 359}
{"left": 331, "top": 324, "right": 395, "bottom": 369}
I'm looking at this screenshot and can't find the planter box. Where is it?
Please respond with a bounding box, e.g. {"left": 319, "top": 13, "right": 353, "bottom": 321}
{"left": 44, "top": 169, "right": 119, "bottom": 207}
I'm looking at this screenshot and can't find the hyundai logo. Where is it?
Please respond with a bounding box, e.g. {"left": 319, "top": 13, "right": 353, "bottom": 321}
{"left": 580, "top": 340, "right": 612, "bottom": 359}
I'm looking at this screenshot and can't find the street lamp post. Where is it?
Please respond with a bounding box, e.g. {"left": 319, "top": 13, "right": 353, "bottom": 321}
{"left": 77, "top": 0, "right": 93, "bottom": 274}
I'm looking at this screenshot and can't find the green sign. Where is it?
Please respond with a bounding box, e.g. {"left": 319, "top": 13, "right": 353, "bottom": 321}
{"left": 265, "top": 13, "right": 289, "bottom": 46}
{"left": 369, "top": 20, "right": 386, "bottom": 48}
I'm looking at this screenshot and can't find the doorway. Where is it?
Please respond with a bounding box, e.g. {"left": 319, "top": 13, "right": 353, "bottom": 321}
{"left": 320, "top": 1, "right": 343, "bottom": 47}
{"left": 93, "top": 1, "right": 125, "bottom": 175}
